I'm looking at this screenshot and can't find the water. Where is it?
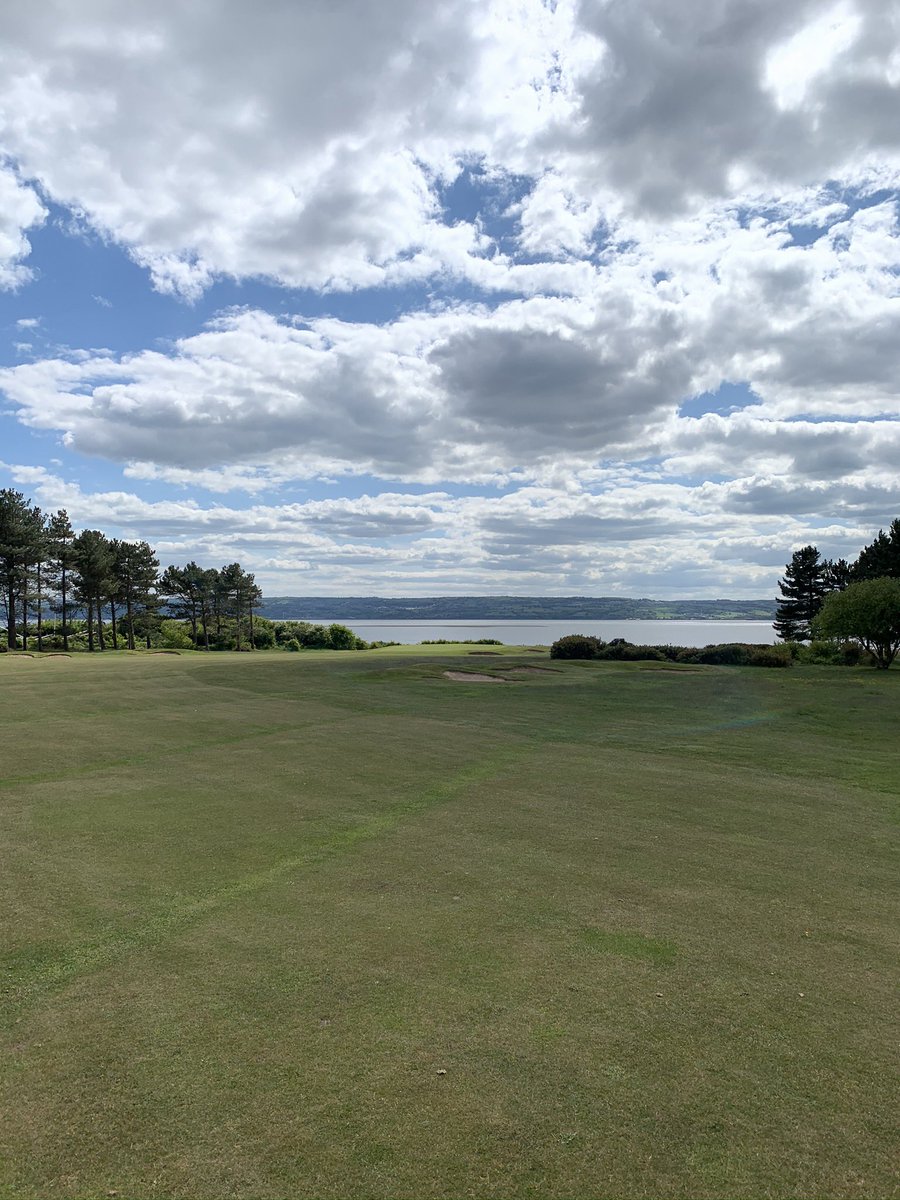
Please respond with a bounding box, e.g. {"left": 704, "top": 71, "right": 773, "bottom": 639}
{"left": 303, "top": 618, "right": 779, "bottom": 647}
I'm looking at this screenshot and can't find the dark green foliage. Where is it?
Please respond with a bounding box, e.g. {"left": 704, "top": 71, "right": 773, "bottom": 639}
{"left": 327, "top": 622, "right": 360, "bottom": 650}
{"left": 746, "top": 645, "right": 792, "bottom": 667}
{"left": 693, "top": 642, "right": 752, "bottom": 665}
{"left": 420, "top": 638, "right": 504, "bottom": 645}
{"left": 0, "top": 489, "right": 43, "bottom": 650}
{"left": 823, "top": 557, "right": 852, "bottom": 592}
{"left": 852, "top": 518, "right": 900, "bottom": 581}
{"left": 597, "top": 642, "right": 665, "bottom": 661}
{"left": 813, "top": 577, "right": 900, "bottom": 668}
{"left": 774, "top": 545, "right": 828, "bottom": 641}
{"left": 267, "top": 619, "right": 366, "bottom": 651}
{"left": 550, "top": 634, "right": 605, "bottom": 659}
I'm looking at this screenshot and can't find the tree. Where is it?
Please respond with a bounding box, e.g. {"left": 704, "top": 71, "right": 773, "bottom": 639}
{"left": 852, "top": 519, "right": 900, "bottom": 582}
{"left": 46, "top": 509, "right": 75, "bottom": 650}
{"left": 0, "top": 490, "right": 42, "bottom": 650}
{"left": 120, "top": 541, "right": 160, "bottom": 650}
{"left": 813, "top": 577, "right": 900, "bottom": 669}
{"left": 72, "top": 530, "right": 115, "bottom": 651}
{"left": 774, "top": 545, "right": 827, "bottom": 642}
{"left": 823, "top": 557, "right": 852, "bottom": 593}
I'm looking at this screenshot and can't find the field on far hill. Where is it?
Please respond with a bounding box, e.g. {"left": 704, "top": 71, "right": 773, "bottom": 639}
{"left": 1, "top": 648, "right": 897, "bottom": 1199}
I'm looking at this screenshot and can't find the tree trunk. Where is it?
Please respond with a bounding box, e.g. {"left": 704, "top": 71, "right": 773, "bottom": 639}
{"left": 96, "top": 598, "right": 106, "bottom": 651}
{"left": 61, "top": 567, "right": 69, "bottom": 651}
{"left": 109, "top": 599, "right": 118, "bottom": 649}
{"left": 36, "top": 562, "right": 43, "bottom": 652}
{"left": 125, "top": 593, "right": 134, "bottom": 651}
{"left": 5, "top": 584, "right": 15, "bottom": 650}
{"left": 201, "top": 599, "right": 210, "bottom": 651}
{"left": 86, "top": 600, "right": 95, "bottom": 651}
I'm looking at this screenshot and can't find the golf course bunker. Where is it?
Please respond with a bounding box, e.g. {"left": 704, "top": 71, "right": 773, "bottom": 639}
{"left": 443, "top": 671, "right": 509, "bottom": 683}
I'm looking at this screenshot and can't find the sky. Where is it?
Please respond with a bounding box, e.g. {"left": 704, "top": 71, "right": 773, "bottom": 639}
{"left": 0, "top": 0, "right": 899, "bottom": 598}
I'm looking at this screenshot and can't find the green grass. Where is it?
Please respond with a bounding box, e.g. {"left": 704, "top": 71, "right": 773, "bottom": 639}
{"left": 1, "top": 649, "right": 897, "bottom": 1199}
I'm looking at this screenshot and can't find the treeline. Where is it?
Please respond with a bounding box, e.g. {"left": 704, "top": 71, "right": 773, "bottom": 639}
{"left": 0, "top": 488, "right": 261, "bottom": 652}
{"left": 775, "top": 518, "right": 900, "bottom": 640}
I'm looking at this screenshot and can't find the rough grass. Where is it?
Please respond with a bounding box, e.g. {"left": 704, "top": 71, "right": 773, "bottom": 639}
{"left": 1, "top": 650, "right": 897, "bottom": 1199}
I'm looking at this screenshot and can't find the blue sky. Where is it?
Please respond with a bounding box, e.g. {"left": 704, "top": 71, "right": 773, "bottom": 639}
{"left": 0, "top": 0, "right": 898, "bottom": 596}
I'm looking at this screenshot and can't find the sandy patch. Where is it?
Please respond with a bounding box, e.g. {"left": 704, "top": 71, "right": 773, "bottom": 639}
{"left": 443, "top": 671, "right": 508, "bottom": 683}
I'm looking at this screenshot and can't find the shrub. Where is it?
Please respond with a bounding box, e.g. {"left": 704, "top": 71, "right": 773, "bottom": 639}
{"left": 653, "top": 644, "right": 689, "bottom": 662}
{"left": 550, "top": 634, "right": 604, "bottom": 659}
{"left": 284, "top": 638, "right": 301, "bottom": 652}
{"left": 597, "top": 642, "right": 665, "bottom": 662}
{"left": 159, "top": 620, "right": 194, "bottom": 650}
{"left": 297, "top": 623, "right": 331, "bottom": 649}
{"left": 695, "top": 642, "right": 752, "bottom": 666}
{"left": 421, "top": 638, "right": 504, "bottom": 645}
{"left": 747, "top": 644, "right": 793, "bottom": 668}
{"left": 327, "top": 623, "right": 359, "bottom": 650}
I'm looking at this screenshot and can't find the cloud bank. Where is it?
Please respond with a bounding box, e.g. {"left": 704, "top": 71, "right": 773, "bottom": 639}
{"left": 0, "top": 0, "right": 898, "bottom": 594}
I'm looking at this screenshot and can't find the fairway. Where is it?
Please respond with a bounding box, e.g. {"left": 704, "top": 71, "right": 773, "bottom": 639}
{"left": 1, "top": 649, "right": 897, "bottom": 1199}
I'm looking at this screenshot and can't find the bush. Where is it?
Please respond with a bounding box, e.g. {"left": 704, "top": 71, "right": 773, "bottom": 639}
{"left": 747, "top": 644, "right": 792, "bottom": 668}
{"left": 421, "top": 638, "right": 504, "bottom": 645}
{"left": 297, "top": 623, "right": 331, "bottom": 649}
{"left": 550, "top": 634, "right": 604, "bottom": 659}
{"left": 284, "top": 638, "right": 301, "bottom": 652}
{"left": 159, "top": 620, "right": 194, "bottom": 650}
{"left": 327, "top": 622, "right": 359, "bottom": 650}
{"left": 597, "top": 642, "right": 665, "bottom": 662}
{"left": 695, "top": 642, "right": 752, "bottom": 666}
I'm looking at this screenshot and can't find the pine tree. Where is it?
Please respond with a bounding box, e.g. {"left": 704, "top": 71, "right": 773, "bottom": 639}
{"left": 823, "top": 557, "right": 852, "bottom": 593}
{"left": 852, "top": 518, "right": 900, "bottom": 581}
{"left": 117, "top": 541, "right": 159, "bottom": 650}
{"left": 46, "top": 510, "right": 76, "bottom": 650}
{"left": 72, "top": 530, "right": 115, "bottom": 651}
{"left": 774, "top": 545, "right": 827, "bottom": 642}
{"left": 0, "top": 490, "right": 42, "bottom": 649}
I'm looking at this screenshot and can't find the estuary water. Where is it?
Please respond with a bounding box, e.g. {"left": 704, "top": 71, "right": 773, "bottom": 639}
{"left": 305, "top": 618, "right": 779, "bottom": 647}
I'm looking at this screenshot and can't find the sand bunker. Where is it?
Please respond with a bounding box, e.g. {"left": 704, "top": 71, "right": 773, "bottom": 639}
{"left": 443, "top": 671, "right": 508, "bottom": 683}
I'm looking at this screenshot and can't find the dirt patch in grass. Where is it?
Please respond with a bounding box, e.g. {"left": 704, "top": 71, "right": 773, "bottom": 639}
{"left": 443, "top": 671, "right": 508, "bottom": 683}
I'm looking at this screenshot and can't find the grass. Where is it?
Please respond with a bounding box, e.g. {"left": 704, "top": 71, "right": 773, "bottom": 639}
{"left": 0, "top": 648, "right": 897, "bottom": 1199}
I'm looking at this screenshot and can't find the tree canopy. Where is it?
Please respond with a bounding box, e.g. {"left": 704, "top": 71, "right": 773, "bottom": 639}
{"left": 0, "top": 488, "right": 262, "bottom": 653}
{"left": 813, "top": 578, "right": 900, "bottom": 669}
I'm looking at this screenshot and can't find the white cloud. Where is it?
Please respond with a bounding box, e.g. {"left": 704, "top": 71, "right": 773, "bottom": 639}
{"left": 0, "top": 166, "right": 45, "bottom": 289}
{"left": 1, "top": 1, "right": 899, "bottom": 597}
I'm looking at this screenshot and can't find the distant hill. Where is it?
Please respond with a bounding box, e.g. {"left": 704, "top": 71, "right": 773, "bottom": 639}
{"left": 260, "top": 596, "right": 777, "bottom": 621}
